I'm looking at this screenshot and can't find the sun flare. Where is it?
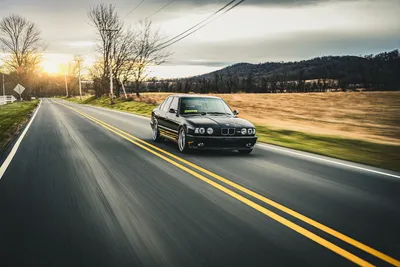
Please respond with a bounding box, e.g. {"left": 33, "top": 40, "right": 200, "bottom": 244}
{"left": 40, "top": 53, "right": 72, "bottom": 75}
{"left": 41, "top": 60, "right": 61, "bottom": 74}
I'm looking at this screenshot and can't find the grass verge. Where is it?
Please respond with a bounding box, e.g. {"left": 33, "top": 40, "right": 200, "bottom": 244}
{"left": 0, "top": 100, "right": 39, "bottom": 152}
{"left": 62, "top": 96, "right": 400, "bottom": 172}
{"left": 255, "top": 125, "right": 400, "bottom": 172}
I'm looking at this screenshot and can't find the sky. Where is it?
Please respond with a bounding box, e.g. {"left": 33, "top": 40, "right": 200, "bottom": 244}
{"left": 0, "top": 0, "right": 399, "bottom": 78}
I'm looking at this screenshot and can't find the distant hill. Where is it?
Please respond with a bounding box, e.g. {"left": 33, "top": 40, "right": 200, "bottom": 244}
{"left": 149, "top": 49, "right": 399, "bottom": 93}
{"left": 194, "top": 50, "right": 399, "bottom": 87}
{"left": 196, "top": 55, "right": 375, "bottom": 82}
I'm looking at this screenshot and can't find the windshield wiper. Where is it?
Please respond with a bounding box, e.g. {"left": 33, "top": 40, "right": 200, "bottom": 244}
{"left": 183, "top": 112, "right": 206, "bottom": 116}
{"left": 206, "top": 112, "right": 231, "bottom": 115}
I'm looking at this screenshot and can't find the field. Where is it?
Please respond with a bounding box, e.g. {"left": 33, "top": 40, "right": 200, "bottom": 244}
{"left": 126, "top": 92, "right": 400, "bottom": 145}
{"left": 62, "top": 92, "right": 400, "bottom": 171}
{"left": 0, "top": 100, "right": 39, "bottom": 151}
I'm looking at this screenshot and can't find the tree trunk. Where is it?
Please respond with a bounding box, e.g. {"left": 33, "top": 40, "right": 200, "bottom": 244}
{"left": 135, "top": 81, "right": 140, "bottom": 97}
{"left": 115, "top": 81, "right": 121, "bottom": 98}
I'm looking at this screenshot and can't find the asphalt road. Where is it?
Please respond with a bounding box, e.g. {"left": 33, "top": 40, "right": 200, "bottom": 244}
{"left": 0, "top": 98, "right": 399, "bottom": 267}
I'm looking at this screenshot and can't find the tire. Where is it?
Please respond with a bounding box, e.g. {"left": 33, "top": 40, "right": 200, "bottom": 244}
{"left": 152, "top": 118, "right": 161, "bottom": 142}
{"left": 238, "top": 149, "right": 253, "bottom": 155}
{"left": 178, "top": 127, "right": 190, "bottom": 153}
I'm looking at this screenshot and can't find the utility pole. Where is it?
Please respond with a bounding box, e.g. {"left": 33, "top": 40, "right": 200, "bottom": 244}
{"left": 2, "top": 73, "right": 5, "bottom": 98}
{"left": 76, "top": 57, "right": 83, "bottom": 101}
{"left": 121, "top": 79, "right": 128, "bottom": 99}
{"left": 100, "top": 28, "right": 119, "bottom": 105}
{"left": 109, "top": 53, "right": 113, "bottom": 104}
{"left": 64, "top": 75, "right": 69, "bottom": 97}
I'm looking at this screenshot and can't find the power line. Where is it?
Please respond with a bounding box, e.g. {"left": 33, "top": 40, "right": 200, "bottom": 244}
{"left": 158, "top": 0, "right": 237, "bottom": 47}
{"left": 158, "top": 0, "right": 245, "bottom": 50}
{"left": 125, "top": 0, "right": 145, "bottom": 17}
{"left": 145, "top": 0, "right": 175, "bottom": 19}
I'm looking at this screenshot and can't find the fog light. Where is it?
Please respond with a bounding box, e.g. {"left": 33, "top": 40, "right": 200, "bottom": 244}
{"left": 198, "top": 143, "right": 204, "bottom": 147}
{"left": 246, "top": 143, "right": 252, "bottom": 147}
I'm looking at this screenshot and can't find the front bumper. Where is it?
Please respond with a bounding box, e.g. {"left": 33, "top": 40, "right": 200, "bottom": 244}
{"left": 186, "top": 135, "right": 258, "bottom": 150}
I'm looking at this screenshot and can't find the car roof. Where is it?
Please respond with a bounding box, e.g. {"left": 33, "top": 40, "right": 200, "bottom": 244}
{"left": 168, "top": 94, "right": 221, "bottom": 99}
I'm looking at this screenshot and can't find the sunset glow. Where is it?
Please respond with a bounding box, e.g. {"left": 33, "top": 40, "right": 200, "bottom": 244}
{"left": 40, "top": 53, "right": 72, "bottom": 74}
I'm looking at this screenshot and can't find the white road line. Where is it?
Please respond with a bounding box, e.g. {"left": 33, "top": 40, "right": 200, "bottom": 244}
{"left": 0, "top": 99, "right": 42, "bottom": 179}
{"left": 60, "top": 99, "right": 400, "bottom": 179}
{"left": 257, "top": 143, "right": 400, "bottom": 179}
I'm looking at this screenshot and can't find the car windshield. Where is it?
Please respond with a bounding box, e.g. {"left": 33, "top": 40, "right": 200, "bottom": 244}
{"left": 180, "top": 97, "right": 233, "bottom": 115}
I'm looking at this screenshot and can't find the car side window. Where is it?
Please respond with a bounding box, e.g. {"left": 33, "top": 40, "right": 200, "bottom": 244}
{"left": 162, "top": 97, "right": 173, "bottom": 112}
{"left": 169, "top": 97, "right": 179, "bottom": 111}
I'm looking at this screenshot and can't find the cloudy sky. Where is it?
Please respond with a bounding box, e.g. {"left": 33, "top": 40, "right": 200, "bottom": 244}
{"left": 0, "top": 0, "right": 399, "bottom": 78}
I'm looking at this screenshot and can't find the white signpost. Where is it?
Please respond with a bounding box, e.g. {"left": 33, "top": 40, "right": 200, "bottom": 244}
{"left": 13, "top": 84, "right": 25, "bottom": 101}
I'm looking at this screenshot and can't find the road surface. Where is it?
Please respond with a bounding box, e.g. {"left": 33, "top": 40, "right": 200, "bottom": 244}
{"left": 0, "top": 99, "right": 399, "bottom": 267}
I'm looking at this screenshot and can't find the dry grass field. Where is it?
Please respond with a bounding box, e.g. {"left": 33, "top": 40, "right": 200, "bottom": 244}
{"left": 132, "top": 92, "right": 400, "bottom": 145}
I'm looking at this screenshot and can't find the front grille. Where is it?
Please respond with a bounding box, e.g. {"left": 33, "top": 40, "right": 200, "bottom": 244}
{"left": 221, "top": 128, "right": 235, "bottom": 136}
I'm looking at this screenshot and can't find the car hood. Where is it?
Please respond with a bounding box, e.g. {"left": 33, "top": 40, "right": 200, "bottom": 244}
{"left": 186, "top": 116, "right": 254, "bottom": 128}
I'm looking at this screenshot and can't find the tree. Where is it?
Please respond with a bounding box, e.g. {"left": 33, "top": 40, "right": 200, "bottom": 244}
{"left": 132, "top": 20, "right": 171, "bottom": 97}
{"left": 0, "top": 14, "right": 45, "bottom": 75}
{"left": 88, "top": 4, "right": 123, "bottom": 98}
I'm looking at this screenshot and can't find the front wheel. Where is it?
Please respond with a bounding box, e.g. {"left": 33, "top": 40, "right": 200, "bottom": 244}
{"left": 152, "top": 119, "right": 161, "bottom": 142}
{"left": 178, "top": 127, "right": 190, "bottom": 153}
{"left": 238, "top": 149, "right": 253, "bottom": 155}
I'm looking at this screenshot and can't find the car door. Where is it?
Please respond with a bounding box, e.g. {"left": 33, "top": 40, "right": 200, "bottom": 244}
{"left": 158, "top": 96, "right": 173, "bottom": 130}
{"left": 165, "top": 97, "right": 180, "bottom": 134}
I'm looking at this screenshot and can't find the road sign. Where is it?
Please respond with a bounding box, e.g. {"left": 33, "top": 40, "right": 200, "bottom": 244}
{"left": 14, "top": 84, "right": 25, "bottom": 94}
{"left": 13, "top": 84, "right": 25, "bottom": 101}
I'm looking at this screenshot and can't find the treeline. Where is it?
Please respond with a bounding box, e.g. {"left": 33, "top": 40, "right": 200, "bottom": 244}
{"left": 145, "top": 49, "right": 400, "bottom": 94}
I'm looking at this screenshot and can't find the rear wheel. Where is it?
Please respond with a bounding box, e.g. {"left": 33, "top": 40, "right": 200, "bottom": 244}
{"left": 178, "top": 127, "right": 190, "bottom": 153}
{"left": 152, "top": 119, "right": 161, "bottom": 142}
{"left": 238, "top": 149, "right": 253, "bottom": 155}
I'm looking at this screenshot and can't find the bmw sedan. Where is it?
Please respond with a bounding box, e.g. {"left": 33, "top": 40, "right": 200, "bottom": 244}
{"left": 150, "top": 95, "right": 257, "bottom": 154}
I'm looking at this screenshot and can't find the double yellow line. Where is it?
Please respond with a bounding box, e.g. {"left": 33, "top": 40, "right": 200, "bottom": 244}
{"left": 54, "top": 100, "right": 400, "bottom": 267}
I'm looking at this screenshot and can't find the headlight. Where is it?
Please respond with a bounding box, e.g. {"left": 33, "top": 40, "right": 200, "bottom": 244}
{"left": 194, "top": 128, "right": 205, "bottom": 134}
{"left": 207, "top": 128, "right": 214, "bottom": 135}
{"left": 241, "top": 128, "right": 247, "bottom": 135}
{"left": 247, "top": 128, "right": 253, "bottom": 135}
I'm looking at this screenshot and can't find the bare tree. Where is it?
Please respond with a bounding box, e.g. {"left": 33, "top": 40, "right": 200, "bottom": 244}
{"left": 88, "top": 4, "right": 123, "bottom": 97}
{"left": 132, "top": 20, "right": 171, "bottom": 97}
{"left": 0, "top": 14, "right": 46, "bottom": 74}
{"left": 112, "top": 29, "right": 138, "bottom": 97}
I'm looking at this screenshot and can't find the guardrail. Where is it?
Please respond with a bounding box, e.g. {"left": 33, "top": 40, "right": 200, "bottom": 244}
{"left": 0, "top": 95, "right": 17, "bottom": 105}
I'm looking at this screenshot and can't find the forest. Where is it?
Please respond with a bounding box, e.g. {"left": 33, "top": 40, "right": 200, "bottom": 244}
{"left": 146, "top": 49, "right": 400, "bottom": 94}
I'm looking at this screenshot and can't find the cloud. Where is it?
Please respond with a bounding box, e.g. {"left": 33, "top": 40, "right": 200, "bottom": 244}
{"left": 165, "top": 60, "right": 231, "bottom": 67}
{"left": 168, "top": 30, "right": 400, "bottom": 65}
{"left": 1, "top": 0, "right": 399, "bottom": 78}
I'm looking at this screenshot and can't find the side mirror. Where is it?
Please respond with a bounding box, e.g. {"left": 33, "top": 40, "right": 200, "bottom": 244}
{"left": 169, "top": 108, "right": 177, "bottom": 114}
{"left": 233, "top": 110, "right": 239, "bottom": 115}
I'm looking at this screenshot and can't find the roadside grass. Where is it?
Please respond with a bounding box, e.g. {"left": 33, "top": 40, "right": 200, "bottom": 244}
{"left": 255, "top": 125, "right": 400, "bottom": 172}
{"left": 0, "top": 100, "right": 39, "bottom": 152}
{"left": 62, "top": 95, "right": 400, "bottom": 171}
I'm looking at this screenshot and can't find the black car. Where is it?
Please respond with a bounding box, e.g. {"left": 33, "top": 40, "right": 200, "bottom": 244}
{"left": 150, "top": 95, "right": 257, "bottom": 154}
